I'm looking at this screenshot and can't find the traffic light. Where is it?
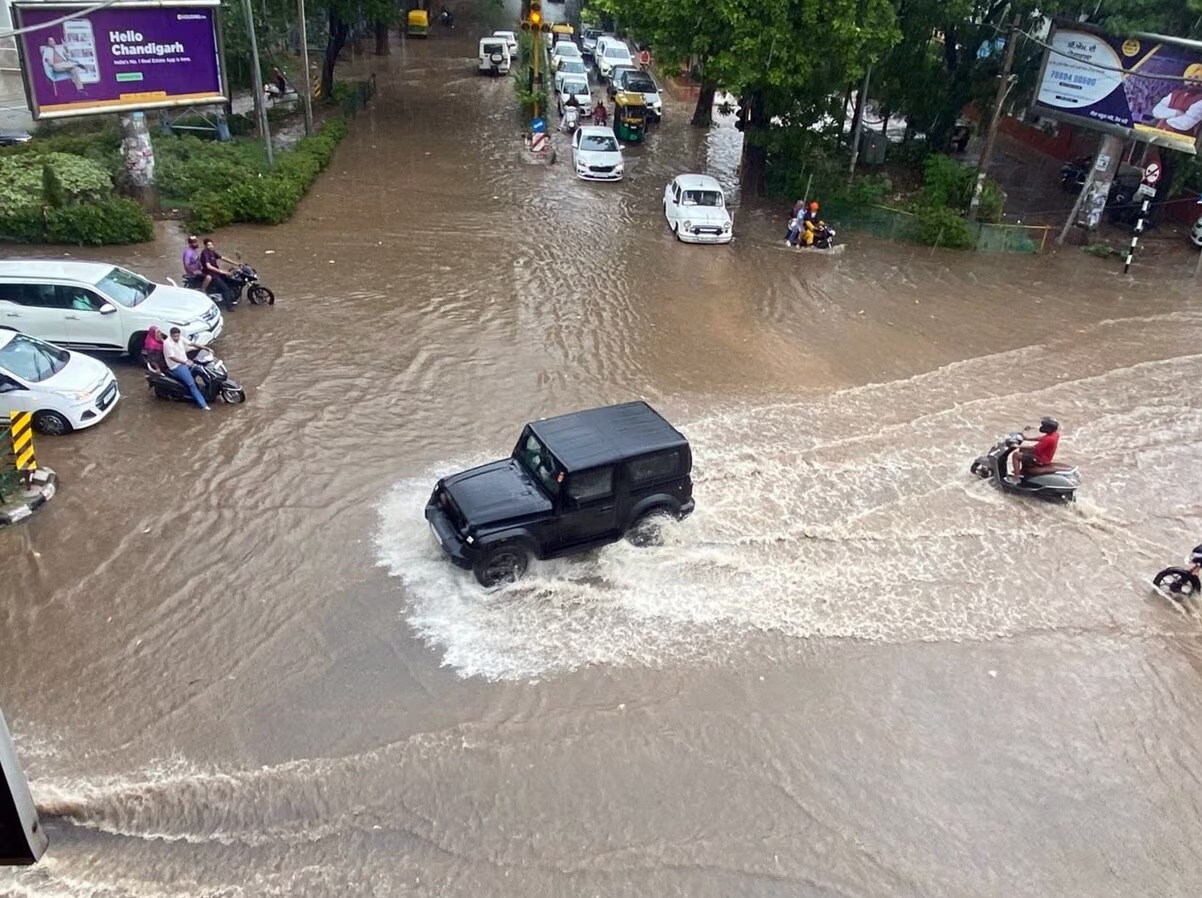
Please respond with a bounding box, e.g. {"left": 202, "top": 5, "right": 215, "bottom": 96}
{"left": 529, "top": 0, "right": 541, "bottom": 27}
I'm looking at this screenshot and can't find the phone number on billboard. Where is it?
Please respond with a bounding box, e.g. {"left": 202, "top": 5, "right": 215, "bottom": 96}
{"left": 1050, "top": 70, "right": 1100, "bottom": 87}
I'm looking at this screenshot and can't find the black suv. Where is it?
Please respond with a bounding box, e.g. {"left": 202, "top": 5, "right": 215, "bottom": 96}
{"left": 425, "top": 402, "right": 694, "bottom": 586}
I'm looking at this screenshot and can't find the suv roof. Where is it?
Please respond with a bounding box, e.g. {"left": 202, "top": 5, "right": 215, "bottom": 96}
{"left": 0, "top": 260, "right": 113, "bottom": 282}
{"left": 529, "top": 401, "right": 688, "bottom": 472}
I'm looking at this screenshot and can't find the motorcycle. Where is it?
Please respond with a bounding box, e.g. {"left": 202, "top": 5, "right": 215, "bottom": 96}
{"left": 182, "top": 264, "right": 275, "bottom": 309}
{"left": 1059, "top": 156, "right": 1091, "bottom": 193}
{"left": 1152, "top": 544, "right": 1202, "bottom": 603}
{"left": 438, "top": 7, "right": 454, "bottom": 27}
{"left": 785, "top": 220, "right": 837, "bottom": 250}
{"left": 145, "top": 347, "right": 246, "bottom": 406}
{"left": 970, "top": 430, "right": 1080, "bottom": 501}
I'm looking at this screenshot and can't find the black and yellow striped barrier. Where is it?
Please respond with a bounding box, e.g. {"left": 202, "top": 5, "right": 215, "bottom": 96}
{"left": 312, "top": 75, "right": 322, "bottom": 100}
{"left": 9, "top": 412, "right": 36, "bottom": 472}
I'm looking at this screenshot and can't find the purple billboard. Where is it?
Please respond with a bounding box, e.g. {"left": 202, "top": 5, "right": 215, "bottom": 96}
{"left": 1034, "top": 24, "right": 1202, "bottom": 155}
{"left": 13, "top": 1, "right": 226, "bottom": 119}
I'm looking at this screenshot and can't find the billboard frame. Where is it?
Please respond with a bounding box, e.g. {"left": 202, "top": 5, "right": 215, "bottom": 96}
{"left": 12, "top": 0, "right": 229, "bottom": 120}
{"left": 1032, "top": 20, "right": 1202, "bottom": 156}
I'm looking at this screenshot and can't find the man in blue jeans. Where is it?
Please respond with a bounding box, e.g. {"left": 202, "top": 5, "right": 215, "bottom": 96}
{"left": 162, "top": 327, "right": 211, "bottom": 411}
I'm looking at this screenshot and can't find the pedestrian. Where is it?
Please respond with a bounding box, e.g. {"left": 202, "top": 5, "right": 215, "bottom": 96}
{"left": 162, "top": 327, "right": 211, "bottom": 411}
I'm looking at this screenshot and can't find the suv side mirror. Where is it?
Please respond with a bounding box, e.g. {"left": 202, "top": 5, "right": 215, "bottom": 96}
{"left": 98, "top": 302, "right": 117, "bottom": 315}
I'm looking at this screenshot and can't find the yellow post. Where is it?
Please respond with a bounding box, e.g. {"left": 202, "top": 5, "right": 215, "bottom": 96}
{"left": 9, "top": 412, "right": 36, "bottom": 472}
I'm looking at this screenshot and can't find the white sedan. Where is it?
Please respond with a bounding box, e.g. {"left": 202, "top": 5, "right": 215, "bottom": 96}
{"left": 557, "top": 78, "right": 593, "bottom": 116}
{"left": 571, "top": 126, "right": 624, "bottom": 181}
{"left": 0, "top": 330, "right": 119, "bottom": 434}
{"left": 663, "top": 174, "right": 733, "bottom": 244}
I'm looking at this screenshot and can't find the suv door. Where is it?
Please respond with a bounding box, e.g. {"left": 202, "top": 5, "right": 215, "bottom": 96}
{"left": 557, "top": 467, "right": 617, "bottom": 547}
{"left": 58, "top": 285, "right": 124, "bottom": 350}
{"left": 0, "top": 283, "right": 72, "bottom": 345}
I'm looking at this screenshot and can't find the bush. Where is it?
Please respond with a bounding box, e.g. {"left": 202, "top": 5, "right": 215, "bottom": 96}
{"left": 0, "top": 198, "right": 153, "bottom": 245}
{"left": 0, "top": 152, "right": 114, "bottom": 210}
{"left": 914, "top": 206, "right": 975, "bottom": 249}
{"left": 922, "top": 154, "right": 972, "bottom": 210}
{"left": 848, "top": 174, "right": 893, "bottom": 206}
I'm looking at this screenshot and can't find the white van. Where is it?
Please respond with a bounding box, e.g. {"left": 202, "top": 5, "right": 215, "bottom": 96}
{"left": 478, "top": 37, "right": 511, "bottom": 75}
{"left": 0, "top": 260, "right": 222, "bottom": 356}
{"left": 0, "top": 330, "right": 119, "bottom": 434}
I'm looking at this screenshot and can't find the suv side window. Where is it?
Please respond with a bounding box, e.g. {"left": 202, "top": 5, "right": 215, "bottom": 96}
{"left": 58, "top": 286, "right": 106, "bottom": 312}
{"left": 566, "top": 467, "right": 613, "bottom": 503}
{"left": 0, "top": 283, "right": 64, "bottom": 308}
{"left": 628, "top": 450, "right": 681, "bottom": 485}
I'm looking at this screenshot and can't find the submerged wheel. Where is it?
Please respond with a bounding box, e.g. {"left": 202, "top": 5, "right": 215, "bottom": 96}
{"left": 1153, "top": 567, "right": 1199, "bottom": 600}
{"left": 221, "top": 387, "right": 247, "bottom": 405}
{"left": 473, "top": 542, "right": 530, "bottom": 587}
{"left": 626, "top": 509, "right": 673, "bottom": 547}
{"left": 153, "top": 386, "right": 172, "bottom": 400}
{"left": 970, "top": 459, "right": 990, "bottom": 479}
{"left": 672, "top": 221, "right": 682, "bottom": 242}
{"left": 248, "top": 285, "right": 275, "bottom": 306}
{"left": 32, "top": 410, "right": 71, "bottom": 436}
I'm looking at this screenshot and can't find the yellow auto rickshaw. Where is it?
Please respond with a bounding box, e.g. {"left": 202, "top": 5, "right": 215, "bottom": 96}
{"left": 544, "top": 22, "right": 574, "bottom": 50}
{"left": 407, "top": 8, "right": 429, "bottom": 37}
{"left": 612, "top": 91, "right": 647, "bottom": 143}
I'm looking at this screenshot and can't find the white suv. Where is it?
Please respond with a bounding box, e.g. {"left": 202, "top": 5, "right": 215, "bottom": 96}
{"left": 0, "top": 260, "right": 223, "bottom": 356}
{"left": 596, "top": 40, "right": 633, "bottom": 81}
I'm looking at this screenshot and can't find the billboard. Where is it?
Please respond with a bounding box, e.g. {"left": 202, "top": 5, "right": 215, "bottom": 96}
{"left": 12, "top": 1, "right": 226, "bottom": 119}
{"left": 1034, "top": 24, "right": 1202, "bottom": 155}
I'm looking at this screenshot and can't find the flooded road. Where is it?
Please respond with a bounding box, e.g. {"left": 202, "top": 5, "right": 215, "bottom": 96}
{"left": 2, "top": 7, "right": 1202, "bottom": 896}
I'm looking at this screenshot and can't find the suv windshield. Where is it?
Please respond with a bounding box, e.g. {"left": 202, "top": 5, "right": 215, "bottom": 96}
{"left": 604, "top": 47, "right": 631, "bottom": 59}
{"left": 96, "top": 267, "right": 155, "bottom": 307}
{"left": 0, "top": 333, "right": 69, "bottom": 383}
{"left": 626, "top": 76, "right": 656, "bottom": 92}
{"left": 515, "top": 431, "right": 561, "bottom": 498}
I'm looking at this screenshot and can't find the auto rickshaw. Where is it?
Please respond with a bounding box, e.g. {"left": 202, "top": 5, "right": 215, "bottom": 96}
{"left": 407, "top": 8, "right": 429, "bottom": 37}
{"left": 612, "top": 91, "right": 647, "bottom": 143}
{"left": 544, "top": 22, "right": 574, "bottom": 50}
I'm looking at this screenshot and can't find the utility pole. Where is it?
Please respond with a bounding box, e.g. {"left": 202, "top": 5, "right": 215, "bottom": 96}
{"left": 242, "top": 0, "right": 274, "bottom": 167}
{"left": 968, "top": 13, "right": 1021, "bottom": 221}
{"left": 846, "top": 64, "right": 871, "bottom": 188}
{"left": 297, "top": 0, "right": 315, "bottom": 135}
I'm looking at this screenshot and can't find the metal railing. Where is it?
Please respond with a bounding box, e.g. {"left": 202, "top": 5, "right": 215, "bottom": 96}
{"left": 824, "top": 200, "right": 1053, "bottom": 254}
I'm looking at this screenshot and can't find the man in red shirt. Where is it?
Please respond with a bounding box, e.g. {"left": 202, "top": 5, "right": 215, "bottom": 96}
{"left": 1012, "top": 416, "right": 1060, "bottom": 479}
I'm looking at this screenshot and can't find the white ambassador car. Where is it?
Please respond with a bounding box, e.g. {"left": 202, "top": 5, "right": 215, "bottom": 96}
{"left": 571, "top": 126, "right": 624, "bottom": 181}
{"left": 0, "top": 260, "right": 223, "bottom": 356}
{"left": 0, "top": 330, "right": 119, "bottom": 434}
{"left": 663, "top": 174, "right": 733, "bottom": 244}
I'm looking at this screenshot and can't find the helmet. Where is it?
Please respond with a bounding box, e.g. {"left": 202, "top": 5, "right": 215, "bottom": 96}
{"left": 1039, "top": 416, "right": 1059, "bottom": 434}
{"left": 809, "top": 201, "right": 819, "bottom": 211}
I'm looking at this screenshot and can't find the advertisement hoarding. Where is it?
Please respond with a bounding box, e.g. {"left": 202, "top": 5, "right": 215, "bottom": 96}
{"left": 13, "top": 1, "right": 226, "bottom": 119}
{"left": 1034, "top": 24, "right": 1202, "bottom": 156}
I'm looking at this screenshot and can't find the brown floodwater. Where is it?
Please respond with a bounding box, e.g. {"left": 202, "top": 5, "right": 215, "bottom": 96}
{"left": 2, "top": 6, "right": 1202, "bottom": 896}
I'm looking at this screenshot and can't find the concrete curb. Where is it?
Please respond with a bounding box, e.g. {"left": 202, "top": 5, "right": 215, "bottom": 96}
{"left": 0, "top": 468, "right": 58, "bottom": 527}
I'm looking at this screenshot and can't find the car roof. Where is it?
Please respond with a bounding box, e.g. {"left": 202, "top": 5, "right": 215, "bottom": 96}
{"left": 0, "top": 259, "right": 113, "bottom": 283}
{"left": 673, "top": 174, "right": 723, "bottom": 192}
{"left": 577, "top": 125, "right": 616, "bottom": 138}
{"left": 529, "top": 402, "right": 688, "bottom": 472}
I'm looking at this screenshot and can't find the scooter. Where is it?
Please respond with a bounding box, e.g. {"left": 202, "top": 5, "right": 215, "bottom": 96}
{"left": 145, "top": 348, "right": 246, "bottom": 405}
{"left": 560, "top": 106, "right": 581, "bottom": 134}
{"left": 970, "top": 430, "right": 1080, "bottom": 501}
{"left": 1152, "top": 544, "right": 1202, "bottom": 603}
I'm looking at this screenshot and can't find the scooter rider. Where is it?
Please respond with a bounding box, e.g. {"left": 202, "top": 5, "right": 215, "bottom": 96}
{"left": 1011, "top": 416, "right": 1060, "bottom": 480}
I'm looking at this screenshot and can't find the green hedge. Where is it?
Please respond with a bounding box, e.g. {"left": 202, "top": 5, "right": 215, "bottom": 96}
{"left": 0, "top": 198, "right": 154, "bottom": 245}
{"left": 187, "top": 117, "right": 348, "bottom": 232}
{"left": 0, "top": 152, "right": 115, "bottom": 210}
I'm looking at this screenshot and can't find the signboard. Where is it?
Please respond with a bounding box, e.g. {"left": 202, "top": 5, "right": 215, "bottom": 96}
{"left": 1034, "top": 23, "right": 1202, "bottom": 155}
{"left": 12, "top": 1, "right": 226, "bottom": 120}
{"left": 1142, "top": 162, "right": 1161, "bottom": 185}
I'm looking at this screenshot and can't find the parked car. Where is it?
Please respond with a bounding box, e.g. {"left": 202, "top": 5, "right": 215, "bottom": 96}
{"left": 493, "top": 30, "right": 518, "bottom": 58}
{"left": 425, "top": 401, "right": 695, "bottom": 586}
{"left": 596, "top": 40, "right": 633, "bottom": 81}
{"left": 663, "top": 174, "right": 733, "bottom": 244}
{"left": 0, "top": 130, "right": 32, "bottom": 147}
{"left": 0, "top": 260, "right": 223, "bottom": 356}
{"left": 581, "top": 27, "right": 602, "bottom": 57}
{"left": 557, "top": 78, "right": 593, "bottom": 117}
{"left": 554, "top": 57, "right": 587, "bottom": 91}
{"left": 0, "top": 330, "right": 119, "bottom": 435}
{"left": 478, "top": 37, "right": 511, "bottom": 75}
{"left": 609, "top": 67, "right": 663, "bottom": 120}
{"left": 1191, "top": 216, "right": 1202, "bottom": 248}
{"left": 571, "top": 126, "right": 624, "bottom": 181}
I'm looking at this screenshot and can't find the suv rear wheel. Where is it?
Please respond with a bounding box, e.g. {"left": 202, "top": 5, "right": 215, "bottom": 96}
{"left": 473, "top": 542, "right": 530, "bottom": 587}
{"left": 627, "top": 509, "right": 673, "bottom": 547}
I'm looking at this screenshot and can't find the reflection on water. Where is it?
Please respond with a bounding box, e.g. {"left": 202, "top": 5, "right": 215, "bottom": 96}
{"left": 1, "top": 11, "right": 1201, "bottom": 898}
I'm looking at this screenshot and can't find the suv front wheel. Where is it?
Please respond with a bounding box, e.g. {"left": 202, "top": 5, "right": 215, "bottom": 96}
{"left": 473, "top": 542, "right": 530, "bottom": 587}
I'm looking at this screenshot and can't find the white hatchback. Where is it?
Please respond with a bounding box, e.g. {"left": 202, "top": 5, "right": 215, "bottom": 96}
{"left": 571, "top": 126, "right": 624, "bottom": 181}
{"left": 0, "top": 260, "right": 222, "bottom": 356}
{"left": 0, "top": 330, "right": 119, "bottom": 434}
{"left": 664, "top": 174, "right": 733, "bottom": 244}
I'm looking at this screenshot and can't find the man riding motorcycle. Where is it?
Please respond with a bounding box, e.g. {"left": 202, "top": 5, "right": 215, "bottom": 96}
{"left": 1011, "top": 416, "right": 1060, "bottom": 480}
{"left": 787, "top": 200, "right": 822, "bottom": 247}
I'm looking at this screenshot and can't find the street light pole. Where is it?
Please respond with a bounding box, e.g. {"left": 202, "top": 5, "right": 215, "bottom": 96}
{"left": 242, "top": 0, "right": 274, "bottom": 167}
{"left": 296, "top": 0, "right": 315, "bottom": 135}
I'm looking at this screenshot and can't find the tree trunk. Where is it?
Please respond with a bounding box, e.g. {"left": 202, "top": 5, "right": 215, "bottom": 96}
{"left": 738, "top": 88, "right": 769, "bottom": 197}
{"left": 321, "top": 4, "right": 350, "bottom": 100}
{"left": 835, "top": 81, "right": 853, "bottom": 147}
{"left": 119, "top": 112, "right": 157, "bottom": 211}
{"left": 374, "top": 20, "right": 389, "bottom": 55}
{"left": 691, "top": 81, "right": 716, "bottom": 127}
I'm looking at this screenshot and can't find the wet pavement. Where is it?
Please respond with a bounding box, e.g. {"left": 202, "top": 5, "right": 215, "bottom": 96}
{"left": 1, "top": 5, "right": 1201, "bottom": 897}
